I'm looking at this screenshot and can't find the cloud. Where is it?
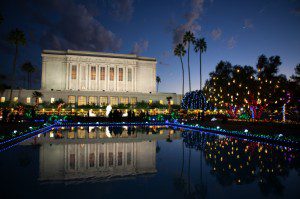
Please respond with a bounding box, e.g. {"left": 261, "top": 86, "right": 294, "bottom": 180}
{"left": 227, "top": 37, "right": 237, "bottom": 49}
{"left": 27, "top": 0, "right": 122, "bottom": 52}
{"left": 291, "top": 7, "right": 300, "bottom": 15}
{"left": 109, "top": 0, "right": 134, "bottom": 22}
{"left": 172, "top": 0, "right": 205, "bottom": 46}
{"left": 243, "top": 19, "right": 254, "bottom": 29}
{"left": 131, "top": 39, "right": 149, "bottom": 55}
{"left": 211, "top": 28, "right": 222, "bottom": 40}
{"left": 41, "top": 1, "right": 121, "bottom": 51}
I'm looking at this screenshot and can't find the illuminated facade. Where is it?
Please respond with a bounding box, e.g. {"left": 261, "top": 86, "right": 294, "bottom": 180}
{"left": 1, "top": 50, "right": 181, "bottom": 105}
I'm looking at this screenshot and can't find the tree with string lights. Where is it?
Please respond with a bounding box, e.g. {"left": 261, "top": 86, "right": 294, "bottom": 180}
{"left": 203, "top": 55, "right": 296, "bottom": 120}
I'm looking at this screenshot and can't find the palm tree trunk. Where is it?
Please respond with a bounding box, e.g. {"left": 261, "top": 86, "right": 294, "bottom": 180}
{"left": 180, "top": 140, "right": 185, "bottom": 178}
{"left": 9, "top": 44, "right": 18, "bottom": 101}
{"left": 200, "top": 51, "right": 202, "bottom": 90}
{"left": 188, "top": 42, "right": 191, "bottom": 92}
{"left": 157, "top": 83, "right": 158, "bottom": 93}
{"left": 188, "top": 148, "right": 191, "bottom": 194}
{"left": 180, "top": 56, "right": 185, "bottom": 97}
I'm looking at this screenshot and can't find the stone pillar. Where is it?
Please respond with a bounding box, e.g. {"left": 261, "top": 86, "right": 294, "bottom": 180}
{"left": 87, "top": 64, "right": 90, "bottom": 90}
{"left": 68, "top": 63, "right": 71, "bottom": 90}
{"left": 115, "top": 65, "right": 117, "bottom": 92}
{"left": 134, "top": 67, "right": 137, "bottom": 92}
{"left": 98, "top": 65, "right": 100, "bottom": 91}
{"left": 65, "top": 62, "right": 70, "bottom": 90}
{"left": 78, "top": 63, "right": 81, "bottom": 90}
{"left": 125, "top": 67, "right": 127, "bottom": 91}
{"left": 106, "top": 65, "right": 109, "bottom": 91}
{"left": 41, "top": 59, "right": 46, "bottom": 90}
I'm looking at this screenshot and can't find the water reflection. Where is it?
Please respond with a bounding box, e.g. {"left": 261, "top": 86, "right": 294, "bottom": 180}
{"left": 22, "top": 126, "right": 180, "bottom": 183}
{"left": 1, "top": 126, "right": 300, "bottom": 198}
{"left": 182, "top": 131, "right": 300, "bottom": 197}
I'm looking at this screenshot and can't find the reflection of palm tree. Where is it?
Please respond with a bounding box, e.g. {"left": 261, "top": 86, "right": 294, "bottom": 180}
{"left": 185, "top": 147, "right": 195, "bottom": 198}
{"left": 173, "top": 136, "right": 186, "bottom": 195}
{"left": 195, "top": 133, "right": 207, "bottom": 198}
{"left": 181, "top": 140, "right": 185, "bottom": 178}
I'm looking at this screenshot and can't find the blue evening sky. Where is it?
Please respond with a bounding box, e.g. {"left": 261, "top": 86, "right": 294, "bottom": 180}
{"left": 0, "top": 0, "right": 299, "bottom": 93}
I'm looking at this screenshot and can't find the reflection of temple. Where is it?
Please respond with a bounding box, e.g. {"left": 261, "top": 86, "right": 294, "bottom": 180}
{"left": 39, "top": 141, "right": 156, "bottom": 182}
{"left": 20, "top": 126, "right": 181, "bottom": 182}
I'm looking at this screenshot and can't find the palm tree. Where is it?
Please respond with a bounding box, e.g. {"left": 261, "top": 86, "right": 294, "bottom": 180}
{"left": 32, "top": 91, "right": 43, "bottom": 106}
{"left": 194, "top": 38, "right": 207, "bottom": 90}
{"left": 174, "top": 43, "right": 186, "bottom": 97}
{"left": 183, "top": 31, "right": 195, "bottom": 92}
{"left": 21, "top": 62, "right": 35, "bottom": 89}
{"left": 8, "top": 28, "right": 26, "bottom": 101}
{"left": 156, "top": 76, "right": 161, "bottom": 92}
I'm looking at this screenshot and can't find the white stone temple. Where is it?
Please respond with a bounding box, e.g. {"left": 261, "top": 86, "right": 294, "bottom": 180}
{"left": 1, "top": 50, "right": 181, "bottom": 105}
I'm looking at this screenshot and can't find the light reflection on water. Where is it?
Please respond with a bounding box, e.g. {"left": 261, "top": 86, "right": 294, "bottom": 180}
{"left": 0, "top": 126, "right": 299, "bottom": 199}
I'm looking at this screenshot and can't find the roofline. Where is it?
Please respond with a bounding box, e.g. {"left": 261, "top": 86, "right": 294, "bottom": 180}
{"left": 42, "top": 49, "right": 156, "bottom": 62}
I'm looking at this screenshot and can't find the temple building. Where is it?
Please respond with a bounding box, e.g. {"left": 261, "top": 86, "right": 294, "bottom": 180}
{"left": 1, "top": 50, "right": 181, "bottom": 105}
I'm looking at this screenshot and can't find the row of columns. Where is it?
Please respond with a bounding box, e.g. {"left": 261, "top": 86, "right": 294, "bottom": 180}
{"left": 66, "top": 63, "right": 137, "bottom": 92}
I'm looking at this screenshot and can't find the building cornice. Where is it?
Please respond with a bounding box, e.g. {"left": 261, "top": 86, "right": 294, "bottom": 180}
{"left": 42, "top": 49, "right": 156, "bottom": 62}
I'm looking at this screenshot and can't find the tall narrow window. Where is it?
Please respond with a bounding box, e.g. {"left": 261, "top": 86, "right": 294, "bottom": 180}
{"left": 81, "top": 66, "right": 86, "bottom": 80}
{"left": 71, "top": 65, "right": 77, "bottom": 79}
{"left": 89, "top": 153, "right": 95, "bottom": 167}
{"left": 109, "top": 152, "right": 114, "bottom": 166}
{"left": 128, "top": 68, "right": 132, "bottom": 82}
{"left": 110, "top": 67, "right": 114, "bottom": 81}
{"left": 100, "top": 67, "right": 105, "bottom": 80}
{"left": 118, "top": 152, "right": 122, "bottom": 166}
{"left": 99, "top": 153, "right": 104, "bottom": 167}
{"left": 91, "top": 66, "right": 96, "bottom": 80}
{"left": 127, "top": 152, "right": 131, "bottom": 165}
{"left": 119, "top": 68, "right": 123, "bottom": 81}
{"left": 70, "top": 154, "right": 75, "bottom": 170}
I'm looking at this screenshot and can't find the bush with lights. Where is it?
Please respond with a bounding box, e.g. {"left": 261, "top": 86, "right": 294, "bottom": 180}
{"left": 203, "top": 55, "right": 299, "bottom": 121}
{"left": 181, "top": 90, "right": 208, "bottom": 110}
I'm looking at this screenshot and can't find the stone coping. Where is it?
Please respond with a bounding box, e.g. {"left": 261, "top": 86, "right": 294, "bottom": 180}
{"left": 42, "top": 49, "right": 156, "bottom": 62}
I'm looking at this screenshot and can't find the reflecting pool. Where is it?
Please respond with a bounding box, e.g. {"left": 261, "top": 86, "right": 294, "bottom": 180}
{"left": 0, "top": 126, "right": 299, "bottom": 199}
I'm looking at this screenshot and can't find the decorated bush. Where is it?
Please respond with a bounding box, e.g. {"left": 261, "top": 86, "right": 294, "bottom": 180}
{"left": 181, "top": 90, "right": 207, "bottom": 110}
